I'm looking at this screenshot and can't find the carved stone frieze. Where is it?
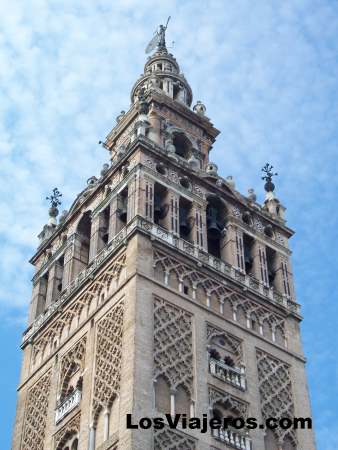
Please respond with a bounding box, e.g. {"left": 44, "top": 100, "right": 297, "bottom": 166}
{"left": 92, "top": 300, "right": 124, "bottom": 422}
{"left": 22, "top": 370, "right": 52, "bottom": 450}
{"left": 154, "top": 297, "right": 193, "bottom": 394}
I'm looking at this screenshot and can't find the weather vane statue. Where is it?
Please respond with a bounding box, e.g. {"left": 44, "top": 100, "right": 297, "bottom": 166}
{"left": 145, "top": 16, "right": 171, "bottom": 54}
{"left": 261, "top": 163, "right": 278, "bottom": 193}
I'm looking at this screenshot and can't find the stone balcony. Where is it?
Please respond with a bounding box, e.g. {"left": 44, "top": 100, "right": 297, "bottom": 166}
{"left": 22, "top": 215, "right": 300, "bottom": 346}
{"left": 212, "top": 427, "right": 252, "bottom": 450}
{"left": 209, "top": 358, "right": 246, "bottom": 390}
{"left": 22, "top": 227, "right": 128, "bottom": 345}
{"left": 55, "top": 389, "right": 81, "bottom": 424}
{"left": 137, "top": 218, "right": 300, "bottom": 315}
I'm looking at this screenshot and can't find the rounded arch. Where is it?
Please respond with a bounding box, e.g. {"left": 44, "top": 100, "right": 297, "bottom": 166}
{"left": 166, "top": 127, "right": 195, "bottom": 159}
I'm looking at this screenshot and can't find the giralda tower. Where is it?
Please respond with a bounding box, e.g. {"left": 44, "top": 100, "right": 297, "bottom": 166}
{"left": 12, "top": 23, "right": 316, "bottom": 450}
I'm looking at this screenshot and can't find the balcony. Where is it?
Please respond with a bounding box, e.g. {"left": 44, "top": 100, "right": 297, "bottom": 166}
{"left": 209, "top": 358, "right": 246, "bottom": 390}
{"left": 23, "top": 215, "right": 299, "bottom": 347}
{"left": 22, "top": 227, "right": 127, "bottom": 345}
{"left": 136, "top": 218, "right": 300, "bottom": 315}
{"left": 212, "top": 427, "right": 252, "bottom": 450}
{"left": 55, "top": 389, "right": 81, "bottom": 424}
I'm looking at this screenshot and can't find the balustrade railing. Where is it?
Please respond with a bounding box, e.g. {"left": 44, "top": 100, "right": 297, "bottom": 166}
{"left": 55, "top": 389, "right": 81, "bottom": 424}
{"left": 212, "top": 427, "right": 252, "bottom": 450}
{"left": 209, "top": 358, "right": 246, "bottom": 390}
{"left": 23, "top": 215, "right": 300, "bottom": 345}
{"left": 22, "top": 228, "right": 127, "bottom": 344}
{"left": 137, "top": 218, "right": 300, "bottom": 314}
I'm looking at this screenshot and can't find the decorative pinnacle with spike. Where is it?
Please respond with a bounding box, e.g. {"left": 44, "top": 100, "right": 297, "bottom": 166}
{"left": 46, "top": 188, "right": 62, "bottom": 208}
{"left": 261, "top": 163, "right": 278, "bottom": 192}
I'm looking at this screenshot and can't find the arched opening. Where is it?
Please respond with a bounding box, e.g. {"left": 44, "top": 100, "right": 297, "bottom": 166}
{"left": 175, "top": 385, "right": 190, "bottom": 417}
{"left": 74, "top": 211, "right": 92, "bottom": 276}
{"left": 266, "top": 246, "right": 277, "bottom": 287}
{"left": 206, "top": 197, "right": 227, "bottom": 258}
{"left": 172, "top": 133, "right": 191, "bottom": 159}
{"left": 208, "top": 335, "right": 242, "bottom": 388}
{"left": 179, "top": 197, "right": 194, "bottom": 242}
{"left": 155, "top": 376, "right": 171, "bottom": 413}
{"left": 243, "top": 234, "right": 254, "bottom": 275}
{"left": 154, "top": 183, "right": 169, "bottom": 229}
{"left": 211, "top": 400, "right": 242, "bottom": 442}
{"left": 57, "top": 434, "right": 79, "bottom": 450}
{"left": 116, "top": 187, "right": 128, "bottom": 232}
{"left": 60, "top": 363, "right": 82, "bottom": 403}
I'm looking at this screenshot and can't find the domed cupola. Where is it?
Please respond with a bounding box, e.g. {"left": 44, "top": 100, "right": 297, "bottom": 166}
{"left": 131, "top": 21, "right": 193, "bottom": 107}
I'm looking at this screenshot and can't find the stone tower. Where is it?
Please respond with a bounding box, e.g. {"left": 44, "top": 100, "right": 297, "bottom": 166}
{"left": 12, "top": 25, "right": 316, "bottom": 450}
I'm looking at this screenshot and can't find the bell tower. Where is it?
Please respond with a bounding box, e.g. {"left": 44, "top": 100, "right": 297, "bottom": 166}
{"left": 12, "top": 23, "right": 316, "bottom": 450}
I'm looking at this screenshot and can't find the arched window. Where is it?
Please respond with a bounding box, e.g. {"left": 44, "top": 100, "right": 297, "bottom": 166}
{"left": 266, "top": 246, "right": 277, "bottom": 287}
{"left": 179, "top": 197, "right": 193, "bottom": 242}
{"left": 155, "top": 376, "right": 171, "bottom": 413}
{"left": 172, "top": 133, "right": 191, "bottom": 159}
{"left": 116, "top": 187, "right": 128, "bottom": 232}
{"left": 206, "top": 197, "right": 227, "bottom": 258}
{"left": 56, "top": 435, "right": 79, "bottom": 450}
{"left": 175, "top": 385, "right": 190, "bottom": 416}
{"left": 154, "top": 183, "right": 169, "bottom": 229}
{"left": 243, "top": 234, "right": 254, "bottom": 275}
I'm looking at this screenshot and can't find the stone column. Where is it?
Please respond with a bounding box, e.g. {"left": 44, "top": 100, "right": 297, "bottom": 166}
{"left": 62, "top": 235, "right": 75, "bottom": 286}
{"left": 89, "top": 214, "right": 101, "bottom": 263}
{"left": 142, "top": 175, "right": 154, "bottom": 221}
{"left": 251, "top": 241, "right": 269, "bottom": 286}
{"left": 147, "top": 106, "right": 162, "bottom": 145}
{"left": 69, "top": 233, "right": 89, "bottom": 279}
{"left": 127, "top": 174, "right": 138, "bottom": 223}
{"left": 29, "top": 276, "right": 48, "bottom": 322}
{"left": 164, "top": 191, "right": 179, "bottom": 235}
{"left": 221, "top": 224, "right": 244, "bottom": 270}
{"left": 45, "top": 260, "right": 64, "bottom": 307}
{"left": 273, "top": 255, "right": 294, "bottom": 298}
{"left": 192, "top": 203, "right": 207, "bottom": 251}
{"left": 103, "top": 408, "right": 110, "bottom": 441}
{"left": 108, "top": 196, "right": 119, "bottom": 240}
{"left": 88, "top": 424, "right": 96, "bottom": 450}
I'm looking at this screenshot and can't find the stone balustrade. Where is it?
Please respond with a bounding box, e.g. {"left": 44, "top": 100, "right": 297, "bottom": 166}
{"left": 209, "top": 358, "right": 246, "bottom": 390}
{"left": 22, "top": 215, "right": 300, "bottom": 346}
{"left": 55, "top": 389, "right": 81, "bottom": 424}
{"left": 22, "top": 227, "right": 127, "bottom": 345}
{"left": 137, "top": 218, "right": 300, "bottom": 315}
{"left": 212, "top": 427, "right": 252, "bottom": 450}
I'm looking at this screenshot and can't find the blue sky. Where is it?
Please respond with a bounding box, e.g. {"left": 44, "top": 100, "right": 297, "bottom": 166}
{"left": 0, "top": 1, "right": 337, "bottom": 448}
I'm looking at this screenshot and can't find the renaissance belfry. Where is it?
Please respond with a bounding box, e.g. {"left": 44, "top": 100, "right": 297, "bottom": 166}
{"left": 12, "top": 22, "right": 316, "bottom": 450}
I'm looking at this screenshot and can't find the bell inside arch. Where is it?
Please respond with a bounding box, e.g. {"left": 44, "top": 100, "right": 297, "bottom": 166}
{"left": 207, "top": 206, "right": 224, "bottom": 240}
{"left": 154, "top": 193, "right": 169, "bottom": 222}
{"left": 179, "top": 207, "right": 191, "bottom": 237}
